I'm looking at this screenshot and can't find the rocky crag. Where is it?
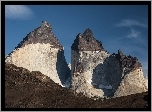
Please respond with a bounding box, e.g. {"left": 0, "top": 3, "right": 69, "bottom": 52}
{"left": 70, "top": 28, "right": 148, "bottom": 98}
{"left": 5, "top": 21, "right": 70, "bottom": 86}
{"left": 70, "top": 29, "right": 110, "bottom": 98}
{"left": 5, "top": 21, "right": 148, "bottom": 98}
{"left": 113, "top": 50, "right": 148, "bottom": 97}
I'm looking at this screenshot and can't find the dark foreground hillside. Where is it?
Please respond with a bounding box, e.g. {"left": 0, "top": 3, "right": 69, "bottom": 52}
{"left": 5, "top": 63, "right": 148, "bottom": 108}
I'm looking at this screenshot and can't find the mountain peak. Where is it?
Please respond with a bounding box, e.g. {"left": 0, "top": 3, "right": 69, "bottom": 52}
{"left": 71, "top": 29, "right": 105, "bottom": 52}
{"left": 118, "top": 49, "right": 124, "bottom": 56}
{"left": 83, "top": 28, "right": 93, "bottom": 37}
{"left": 15, "top": 21, "right": 63, "bottom": 50}
{"left": 83, "top": 28, "right": 94, "bottom": 43}
{"left": 116, "top": 50, "right": 142, "bottom": 72}
{"left": 41, "top": 21, "right": 51, "bottom": 28}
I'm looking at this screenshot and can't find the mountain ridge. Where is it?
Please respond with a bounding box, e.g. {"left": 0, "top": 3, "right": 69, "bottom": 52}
{"left": 5, "top": 21, "right": 148, "bottom": 99}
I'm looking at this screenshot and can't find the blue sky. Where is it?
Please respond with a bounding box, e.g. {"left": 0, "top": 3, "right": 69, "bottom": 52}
{"left": 5, "top": 5, "right": 148, "bottom": 70}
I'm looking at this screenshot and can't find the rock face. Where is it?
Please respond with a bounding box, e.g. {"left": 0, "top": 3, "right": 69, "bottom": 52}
{"left": 144, "top": 74, "right": 148, "bottom": 88}
{"left": 70, "top": 29, "right": 148, "bottom": 98}
{"left": 5, "top": 22, "right": 148, "bottom": 98}
{"left": 114, "top": 68, "right": 148, "bottom": 97}
{"left": 70, "top": 29, "right": 109, "bottom": 98}
{"left": 93, "top": 50, "right": 148, "bottom": 97}
{"left": 116, "top": 50, "right": 142, "bottom": 73}
{"left": 113, "top": 50, "right": 148, "bottom": 97}
{"left": 92, "top": 54, "right": 123, "bottom": 97}
{"left": 70, "top": 72, "right": 104, "bottom": 98}
{"left": 5, "top": 21, "right": 70, "bottom": 86}
{"left": 71, "top": 28, "right": 104, "bottom": 52}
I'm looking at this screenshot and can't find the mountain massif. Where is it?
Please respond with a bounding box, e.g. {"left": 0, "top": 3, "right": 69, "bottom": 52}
{"left": 5, "top": 21, "right": 148, "bottom": 108}
{"left": 70, "top": 28, "right": 147, "bottom": 98}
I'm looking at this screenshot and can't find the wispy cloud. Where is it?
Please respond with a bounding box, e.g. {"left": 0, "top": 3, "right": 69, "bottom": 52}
{"left": 127, "top": 28, "right": 140, "bottom": 38}
{"left": 5, "top": 5, "right": 34, "bottom": 19}
{"left": 116, "top": 19, "right": 147, "bottom": 28}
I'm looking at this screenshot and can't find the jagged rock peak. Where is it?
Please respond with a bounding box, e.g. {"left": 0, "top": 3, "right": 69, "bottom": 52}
{"left": 71, "top": 28, "right": 105, "bottom": 52}
{"left": 15, "top": 21, "right": 63, "bottom": 50}
{"left": 83, "top": 28, "right": 93, "bottom": 38}
{"left": 116, "top": 49, "right": 142, "bottom": 72}
{"left": 41, "top": 21, "right": 51, "bottom": 28}
{"left": 118, "top": 49, "right": 124, "bottom": 56}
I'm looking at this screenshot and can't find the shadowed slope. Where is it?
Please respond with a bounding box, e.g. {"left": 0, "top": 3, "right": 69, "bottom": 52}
{"left": 5, "top": 63, "right": 148, "bottom": 108}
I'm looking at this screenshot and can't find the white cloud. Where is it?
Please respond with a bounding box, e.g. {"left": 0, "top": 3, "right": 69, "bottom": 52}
{"left": 116, "top": 19, "right": 147, "bottom": 28}
{"left": 127, "top": 28, "right": 140, "bottom": 38}
{"left": 5, "top": 5, "right": 34, "bottom": 19}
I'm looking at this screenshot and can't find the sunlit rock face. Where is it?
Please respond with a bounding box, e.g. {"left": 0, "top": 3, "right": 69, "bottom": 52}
{"left": 92, "top": 50, "right": 148, "bottom": 97}
{"left": 112, "top": 50, "right": 148, "bottom": 97}
{"left": 70, "top": 72, "right": 104, "bottom": 98}
{"left": 114, "top": 67, "right": 148, "bottom": 97}
{"left": 5, "top": 21, "right": 147, "bottom": 98}
{"left": 70, "top": 29, "right": 109, "bottom": 98}
{"left": 70, "top": 29, "right": 148, "bottom": 98}
{"left": 144, "top": 74, "right": 148, "bottom": 89}
{"left": 5, "top": 21, "right": 70, "bottom": 86}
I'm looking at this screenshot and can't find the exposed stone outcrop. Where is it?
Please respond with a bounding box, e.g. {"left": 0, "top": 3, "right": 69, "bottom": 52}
{"left": 5, "top": 21, "right": 70, "bottom": 86}
{"left": 71, "top": 72, "right": 104, "bottom": 98}
{"left": 70, "top": 29, "right": 148, "bottom": 98}
{"left": 92, "top": 54, "right": 122, "bottom": 97}
{"left": 114, "top": 67, "right": 148, "bottom": 97}
{"left": 112, "top": 50, "right": 147, "bottom": 97}
{"left": 71, "top": 28, "right": 104, "bottom": 52}
{"left": 5, "top": 22, "right": 147, "bottom": 98}
{"left": 92, "top": 50, "right": 148, "bottom": 97}
{"left": 144, "top": 74, "right": 148, "bottom": 89}
{"left": 15, "top": 21, "right": 63, "bottom": 50}
{"left": 116, "top": 50, "right": 142, "bottom": 73}
{"left": 70, "top": 29, "right": 109, "bottom": 98}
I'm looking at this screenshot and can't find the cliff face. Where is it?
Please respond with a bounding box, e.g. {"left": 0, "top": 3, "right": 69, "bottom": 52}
{"left": 113, "top": 50, "right": 148, "bottom": 97}
{"left": 5, "top": 21, "right": 70, "bottom": 86}
{"left": 70, "top": 29, "right": 109, "bottom": 98}
{"left": 92, "top": 55, "right": 123, "bottom": 97}
{"left": 71, "top": 29, "right": 104, "bottom": 52}
{"left": 70, "top": 29, "right": 148, "bottom": 98}
{"left": 5, "top": 22, "right": 148, "bottom": 98}
{"left": 114, "top": 68, "right": 148, "bottom": 97}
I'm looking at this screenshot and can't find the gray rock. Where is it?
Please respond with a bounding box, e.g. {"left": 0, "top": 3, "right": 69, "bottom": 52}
{"left": 5, "top": 21, "right": 70, "bottom": 86}
{"left": 71, "top": 28, "right": 105, "bottom": 52}
{"left": 71, "top": 29, "right": 109, "bottom": 98}
{"left": 70, "top": 29, "right": 147, "bottom": 98}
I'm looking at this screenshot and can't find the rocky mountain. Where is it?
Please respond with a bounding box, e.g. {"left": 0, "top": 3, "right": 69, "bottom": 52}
{"left": 5, "top": 21, "right": 70, "bottom": 86}
{"left": 113, "top": 50, "right": 148, "bottom": 97}
{"left": 71, "top": 29, "right": 110, "bottom": 98}
{"left": 5, "top": 63, "right": 148, "bottom": 108}
{"left": 71, "top": 28, "right": 105, "bottom": 52}
{"left": 5, "top": 21, "right": 148, "bottom": 100}
{"left": 70, "top": 28, "right": 148, "bottom": 98}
